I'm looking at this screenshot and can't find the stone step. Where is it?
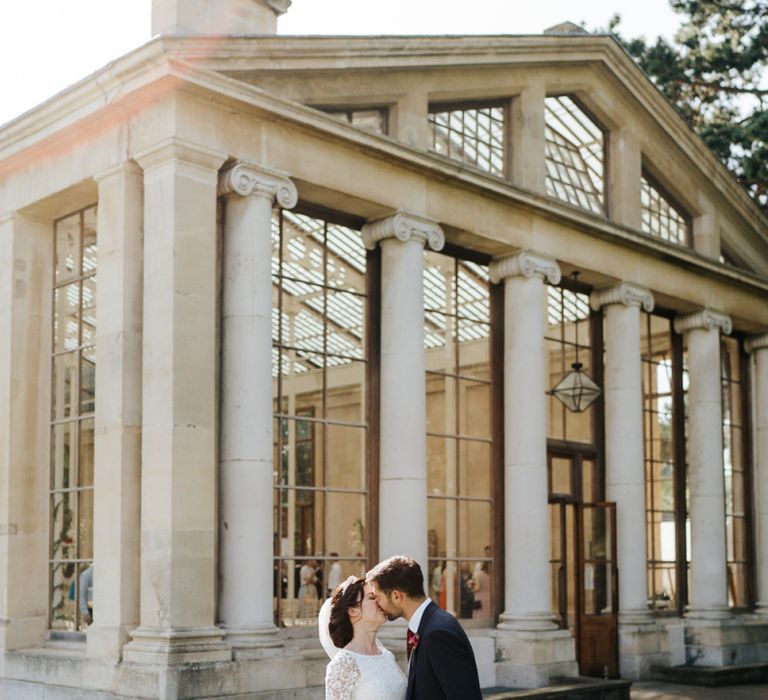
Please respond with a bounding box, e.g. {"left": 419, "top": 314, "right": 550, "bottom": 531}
{"left": 483, "top": 676, "right": 631, "bottom": 699}
{"left": 651, "top": 662, "right": 768, "bottom": 687}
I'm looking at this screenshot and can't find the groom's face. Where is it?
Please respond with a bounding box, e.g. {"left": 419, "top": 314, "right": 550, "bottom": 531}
{"left": 370, "top": 582, "right": 403, "bottom": 621}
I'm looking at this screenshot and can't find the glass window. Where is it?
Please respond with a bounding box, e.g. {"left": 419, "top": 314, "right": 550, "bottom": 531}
{"left": 545, "top": 96, "right": 605, "bottom": 215}
{"left": 428, "top": 102, "right": 506, "bottom": 176}
{"left": 641, "top": 172, "right": 690, "bottom": 245}
{"left": 424, "top": 251, "right": 495, "bottom": 622}
{"left": 272, "top": 210, "right": 369, "bottom": 626}
{"left": 721, "top": 336, "right": 750, "bottom": 609}
{"left": 642, "top": 312, "right": 689, "bottom": 613}
{"left": 50, "top": 204, "right": 97, "bottom": 632}
{"left": 545, "top": 286, "right": 594, "bottom": 443}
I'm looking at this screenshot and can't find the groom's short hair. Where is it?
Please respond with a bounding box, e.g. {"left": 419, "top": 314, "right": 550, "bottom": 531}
{"left": 367, "top": 555, "right": 425, "bottom": 598}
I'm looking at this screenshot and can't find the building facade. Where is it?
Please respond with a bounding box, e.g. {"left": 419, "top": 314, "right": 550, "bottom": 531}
{"left": 1, "top": 1, "right": 768, "bottom": 697}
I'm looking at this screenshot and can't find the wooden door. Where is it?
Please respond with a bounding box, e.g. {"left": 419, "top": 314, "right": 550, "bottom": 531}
{"left": 577, "top": 502, "right": 619, "bottom": 679}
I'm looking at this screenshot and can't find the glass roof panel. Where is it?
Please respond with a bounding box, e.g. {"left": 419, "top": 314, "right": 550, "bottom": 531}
{"left": 545, "top": 96, "right": 604, "bottom": 215}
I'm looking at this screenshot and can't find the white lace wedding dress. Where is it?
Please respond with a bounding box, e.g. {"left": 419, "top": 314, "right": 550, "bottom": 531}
{"left": 325, "top": 647, "right": 407, "bottom": 700}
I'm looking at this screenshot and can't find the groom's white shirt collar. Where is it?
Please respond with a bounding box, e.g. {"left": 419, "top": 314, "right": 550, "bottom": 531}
{"left": 408, "top": 597, "right": 432, "bottom": 634}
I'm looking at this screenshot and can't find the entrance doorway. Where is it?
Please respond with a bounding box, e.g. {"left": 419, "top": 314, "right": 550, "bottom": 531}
{"left": 548, "top": 451, "right": 618, "bottom": 678}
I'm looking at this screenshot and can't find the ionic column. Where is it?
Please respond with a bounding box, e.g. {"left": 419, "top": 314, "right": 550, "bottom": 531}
{"left": 747, "top": 333, "right": 768, "bottom": 616}
{"left": 123, "top": 138, "right": 230, "bottom": 665}
{"left": 361, "top": 212, "right": 444, "bottom": 572}
{"left": 87, "top": 162, "right": 143, "bottom": 661}
{"left": 217, "top": 162, "right": 297, "bottom": 652}
{"left": 590, "top": 283, "right": 654, "bottom": 623}
{"left": 491, "top": 251, "right": 561, "bottom": 631}
{"left": 0, "top": 212, "right": 52, "bottom": 652}
{"left": 674, "top": 309, "right": 732, "bottom": 620}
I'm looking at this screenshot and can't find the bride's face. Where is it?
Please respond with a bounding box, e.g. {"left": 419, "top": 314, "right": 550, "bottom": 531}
{"left": 358, "top": 582, "right": 387, "bottom": 627}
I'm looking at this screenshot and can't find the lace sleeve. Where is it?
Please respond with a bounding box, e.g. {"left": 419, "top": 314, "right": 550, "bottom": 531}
{"left": 325, "top": 651, "right": 361, "bottom": 700}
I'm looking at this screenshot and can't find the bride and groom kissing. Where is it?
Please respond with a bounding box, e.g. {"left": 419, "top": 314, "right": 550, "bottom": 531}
{"left": 321, "top": 555, "right": 482, "bottom": 700}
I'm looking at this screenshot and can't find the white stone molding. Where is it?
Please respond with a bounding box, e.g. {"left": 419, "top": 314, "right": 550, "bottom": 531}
{"left": 134, "top": 137, "right": 228, "bottom": 174}
{"left": 590, "top": 282, "right": 654, "bottom": 312}
{"left": 218, "top": 162, "right": 298, "bottom": 209}
{"left": 746, "top": 333, "right": 768, "bottom": 353}
{"left": 673, "top": 309, "right": 732, "bottom": 336}
{"left": 489, "top": 251, "right": 561, "bottom": 285}
{"left": 361, "top": 211, "right": 445, "bottom": 252}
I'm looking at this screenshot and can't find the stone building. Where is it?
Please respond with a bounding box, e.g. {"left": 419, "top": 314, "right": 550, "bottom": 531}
{"left": 1, "top": 0, "right": 768, "bottom": 697}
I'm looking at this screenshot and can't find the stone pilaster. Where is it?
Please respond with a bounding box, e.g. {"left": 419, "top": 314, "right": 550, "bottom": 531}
{"left": 747, "top": 333, "right": 768, "bottom": 619}
{"left": 361, "top": 212, "right": 444, "bottom": 573}
{"left": 674, "top": 309, "right": 732, "bottom": 665}
{"left": 490, "top": 251, "right": 577, "bottom": 687}
{"left": 607, "top": 130, "right": 642, "bottom": 230}
{"left": 0, "top": 212, "right": 52, "bottom": 653}
{"left": 510, "top": 82, "right": 546, "bottom": 193}
{"left": 86, "top": 162, "right": 144, "bottom": 661}
{"left": 218, "top": 162, "right": 297, "bottom": 655}
{"left": 591, "top": 283, "right": 669, "bottom": 678}
{"left": 122, "top": 138, "right": 230, "bottom": 665}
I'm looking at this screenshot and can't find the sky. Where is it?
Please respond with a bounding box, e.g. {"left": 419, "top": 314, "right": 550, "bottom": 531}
{"left": 0, "top": 0, "right": 682, "bottom": 127}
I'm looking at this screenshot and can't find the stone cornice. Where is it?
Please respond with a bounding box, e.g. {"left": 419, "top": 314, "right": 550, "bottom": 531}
{"left": 134, "top": 137, "right": 227, "bottom": 173}
{"left": 172, "top": 35, "right": 766, "bottom": 236}
{"left": 489, "top": 251, "right": 561, "bottom": 285}
{"left": 590, "top": 282, "right": 654, "bottom": 312}
{"left": 0, "top": 34, "right": 765, "bottom": 240}
{"left": 746, "top": 333, "right": 768, "bottom": 353}
{"left": 0, "top": 42, "right": 766, "bottom": 305}
{"left": 218, "top": 162, "right": 297, "bottom": 209}
{"left": 361, "top": 211, "right": 444, "bottom": 251}
{"left": 674, "top": 309, "right": 732, "bottom": 336}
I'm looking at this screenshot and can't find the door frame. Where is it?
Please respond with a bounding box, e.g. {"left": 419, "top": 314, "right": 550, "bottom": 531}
{"left": 547, "top": 447, "right": 618, "bottom": 678}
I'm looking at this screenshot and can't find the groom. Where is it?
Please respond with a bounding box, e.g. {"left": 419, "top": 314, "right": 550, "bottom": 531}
{"left": 367, "top": 555, "right": 482, "bottom": 700}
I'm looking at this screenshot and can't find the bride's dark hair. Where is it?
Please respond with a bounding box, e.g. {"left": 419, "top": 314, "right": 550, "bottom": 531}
{"left": 328, "top": 577, "right": 365, "bottom": 649}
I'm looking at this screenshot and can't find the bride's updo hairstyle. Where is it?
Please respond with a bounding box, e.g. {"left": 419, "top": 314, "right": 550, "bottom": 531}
{"left": 328, "top": 576, "right": 365, "bottom": 648}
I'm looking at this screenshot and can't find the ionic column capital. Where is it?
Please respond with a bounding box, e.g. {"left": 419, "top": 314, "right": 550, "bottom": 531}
{"left": 746, "top": 333, "right": 768, "bottom": 354}
{"left": 489, "top": 250, "right": 561, "bottom": 285}
{"left": 674, "top": 309, "right": 732, "bottom": 336}
{"left": 361, "top": 211, "right": 444, "bottom": 251}
{"left": 590, "top": 282, "right": 654, "bottom": 312}
{"left": 218, "top": 162, "right": 298, "bottom": 209}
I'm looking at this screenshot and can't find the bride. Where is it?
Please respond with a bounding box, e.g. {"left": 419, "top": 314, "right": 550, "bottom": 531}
{"left": 320, "top": 576, "right": 407, "bottom": 700}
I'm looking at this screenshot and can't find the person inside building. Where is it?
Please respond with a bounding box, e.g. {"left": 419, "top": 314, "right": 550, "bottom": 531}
{"left": 79, "top": 563, "right": 94, "bottom": 626}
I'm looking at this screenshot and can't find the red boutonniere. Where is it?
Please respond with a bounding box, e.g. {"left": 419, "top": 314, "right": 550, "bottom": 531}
{"left": 407, "top": 630, "right": 420, "bottom": 660}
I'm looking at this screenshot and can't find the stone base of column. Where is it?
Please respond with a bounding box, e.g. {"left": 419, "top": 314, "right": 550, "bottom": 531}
{"left": 122, "top": 626, "right": 231, "bottom": 665}
{"left": 682, "top": 614, "right": 755, "bottom": 666}
{"left": 86, "top": 623, "right": 134, "bottom": 661}
{"left": 221, "top": 623, "right": 284, "bottom": 660}
{"left": 492, "top": 627, "right": 577, "bottom": 688}
{"left": 617, "top": 612, "right": 670, "bottom": 680}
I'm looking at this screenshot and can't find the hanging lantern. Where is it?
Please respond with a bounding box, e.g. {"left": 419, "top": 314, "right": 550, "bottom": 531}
{"left": 549, "top": 361, "right": 601, "bottom": 412}
{"left": 549, "top": 273, "right": 601, "bottom": 412}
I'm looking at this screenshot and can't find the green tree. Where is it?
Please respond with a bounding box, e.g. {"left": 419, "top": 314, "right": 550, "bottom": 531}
{"left": 608, "top": 1, "right": 767, "bottom": 213}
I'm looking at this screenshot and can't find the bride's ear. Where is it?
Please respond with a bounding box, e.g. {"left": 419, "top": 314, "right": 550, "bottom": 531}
{"left": 347, "top": 606, "right": 361, "bottom": 623}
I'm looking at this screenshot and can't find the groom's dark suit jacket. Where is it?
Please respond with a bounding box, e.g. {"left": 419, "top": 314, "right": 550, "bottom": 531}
{"left": 406, "top": 600, "right": 482, "bottom": 700}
